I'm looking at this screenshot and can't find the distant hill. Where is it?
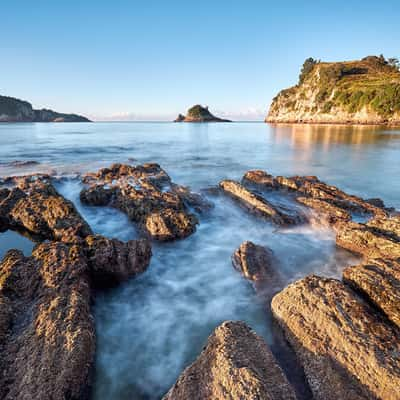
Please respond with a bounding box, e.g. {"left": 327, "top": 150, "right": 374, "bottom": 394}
{"left": 174, "top": 105, "right": 232, "bottom": 122}
{"left": 0, "top": 95, "right": 91, "bottom": 122}
{"left": 266, "top": 55, "right": 400, "bottom": 125}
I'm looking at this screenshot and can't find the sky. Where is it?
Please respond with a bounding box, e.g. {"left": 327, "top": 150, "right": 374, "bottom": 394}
{"left": 1, "top": 0, "right": 399, "bottom": 121}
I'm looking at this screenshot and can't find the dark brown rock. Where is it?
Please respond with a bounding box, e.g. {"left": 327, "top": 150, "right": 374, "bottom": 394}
{"left": 335, "top": 220, "right": 400, "bottom": 259}
{"left": 85, "top": 235, "right": 151, "bottom": 285}
{"left": 0, "top": 243, "right": 95, "bottom": 400}
{"left": 343, "top": 258, "right": 400, "bottom": 328}
{"left": 170, "top": 183, "right": 213, "bottom": 213}
{"left": 163, "top": 321, "right": 297, "bottom": 400}
{"left": 272, "top": 275, "right": 400, "bottom": 400}
{"left": 1, "top": 178, "right": 92, "bottom": 242}
{"left": 80, "top": 164, "right": 198, "bottom": 241}
{"left": 220, "top": 180, "right": 304, "bottom": 225}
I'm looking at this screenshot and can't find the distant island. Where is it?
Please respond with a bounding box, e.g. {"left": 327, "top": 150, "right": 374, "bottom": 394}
{"left": 0, "top": 95, "right": 91, "bottom": 122}
{"left": 174, "top": 105, "right": 232, "bottom": 122}
{"left": 266, "top": 55, "right": 400, "bottom": 125}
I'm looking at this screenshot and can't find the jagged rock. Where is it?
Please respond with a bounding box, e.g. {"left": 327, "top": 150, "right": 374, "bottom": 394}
{"left": 243, "top": 170, "right": 388, "bottom": 218}
{"left": 174, "top": 105, "right": 231, "bottom": 122}
{"left": 335, "top": 220, "right": 400, "bottom": 259}
{"left": 343, "top": 258, "right": 400, "bottom": 328}
{"left": 0, "top": 243, "right": 95, "bottom": 400}
{"left": 366, "top": 215, "right": 400, "bottom": 240}
{"left": 0, "top": 177, "right": 92, "bottom": 242}
{"left": 170, "top": 183, "right": 213, "bottom": 213}
{"left": 272, "top": 275, "right": 400, "bottom": 400}
{"left": 220, "top": 180, "right": 305, "bottom": 225}
{"left": 297, "top": 196, "right": 351, "bottom": 224}
{"left": 84, "top": 235, "right": 152, "bottom": 285}
{"left": 80, "top": 164, "right": 198, "bottom": 241}
{"left": 163, "top": 321, "right": 297, "bottom": 400}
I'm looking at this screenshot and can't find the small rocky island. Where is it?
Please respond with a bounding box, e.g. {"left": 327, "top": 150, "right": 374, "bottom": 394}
{"left": 174, "top": 104, "right": 232, "bottom": 122}
{"left": 0, "top": 95, "right": 91, "bottom": 122}
{"left": 266, "top": 55, "right": 400, "bottom": 124}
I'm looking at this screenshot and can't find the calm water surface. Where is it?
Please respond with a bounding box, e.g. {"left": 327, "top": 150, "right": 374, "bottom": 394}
{"left": 0, "top": 122, "right": 399, "bottom": 399}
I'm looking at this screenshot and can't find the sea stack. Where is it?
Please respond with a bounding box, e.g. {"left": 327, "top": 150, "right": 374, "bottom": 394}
{"left": 266, "top": 55, "right": 400, "bottom": 125}
{"left": 174, "top": 104, "right": 231, "bottom": 122}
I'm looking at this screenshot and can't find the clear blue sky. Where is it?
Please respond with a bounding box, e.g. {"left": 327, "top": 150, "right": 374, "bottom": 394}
{"left": 1, "top": 0, "right": 399, "bottom": 120}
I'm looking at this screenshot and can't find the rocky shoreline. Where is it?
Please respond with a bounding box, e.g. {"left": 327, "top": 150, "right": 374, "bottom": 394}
{"left": 1, "top": 164, "right": 400, "bottom": 399}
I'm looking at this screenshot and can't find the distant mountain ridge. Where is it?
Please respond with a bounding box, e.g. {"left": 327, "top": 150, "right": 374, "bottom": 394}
{"left": 174, "top": 105, "right": 231, "bottom": 122}
{"left": 0, "top": 95, "right": 91, "bottom": 122}
{"left": 266, "top": 55, "right": 400, "bottom": 125}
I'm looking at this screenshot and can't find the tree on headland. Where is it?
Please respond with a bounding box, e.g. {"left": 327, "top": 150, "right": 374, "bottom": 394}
{"left": 299, "top": 58, "right": 318, "bottom": 84}
{"left": 388, "top": 57, "right": 400, "bottom": 71}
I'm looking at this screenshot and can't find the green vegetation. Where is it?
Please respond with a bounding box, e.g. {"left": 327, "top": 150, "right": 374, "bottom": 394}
{"left": 298, "top": 57, "right": 318, "bottom": 84}
{"left": 284, "top": 55, "right": 400, "bottom": 118}
{"left": 187, "top": 105, "right": 212, "bottom": 119}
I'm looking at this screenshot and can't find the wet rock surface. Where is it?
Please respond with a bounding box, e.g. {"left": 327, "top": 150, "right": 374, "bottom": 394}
{"left": 243, "top": 170, "right": 389, "bottom": 220}
{"left": 343, "top": 258, "right": 400, "bottom": 328}
{"left": 80, "top": 163, "right": 198, "bottom": 241}
{"left": 163, "top": 321, "right": 297, "bottom": 400}
{"left": 85, "top": 235, "right": 152, "bottom": 286}
{"left": 231, "top": 241, "right": 282, "bottom": 299}
{"left": 220, "top": 179, "right": 305, "bottom": 225}
{"left": 335, "top": 219, "right": 400, "bottom": 259}
{"left": 0, "top": 177, "right": 92, "bottom": 242}
{"left": 0, "top": 242, "right": 94, "bottom": 400}
{"left": 272, "top": 275, "right": 400, "bottom": 400}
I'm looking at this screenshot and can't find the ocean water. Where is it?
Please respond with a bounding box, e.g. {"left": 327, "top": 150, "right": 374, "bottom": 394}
{"left": 0, "top": 122, "right": 399, "bottom": 399}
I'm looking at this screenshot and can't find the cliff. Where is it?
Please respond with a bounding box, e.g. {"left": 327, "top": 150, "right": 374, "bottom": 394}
{"left": 174, "top": 105, "right": 231, "bottom": 122}
{"left": 0, "top": 95, "right": 91, "bottom": 122}
{"left": 266, "top": 56, "right": 400, "bottom": 125}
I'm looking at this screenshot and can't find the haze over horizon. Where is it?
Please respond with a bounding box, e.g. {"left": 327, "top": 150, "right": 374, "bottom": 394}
{"left": 2, "top": 0, "right": 399, "bottom": 121}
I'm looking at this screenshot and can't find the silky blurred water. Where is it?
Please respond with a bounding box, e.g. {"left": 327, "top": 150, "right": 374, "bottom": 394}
{"left": 0, "top": 122, "right": 399, "bottom": 399}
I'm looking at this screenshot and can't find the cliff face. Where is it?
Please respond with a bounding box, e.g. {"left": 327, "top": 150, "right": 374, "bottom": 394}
{"left": 266, "top": 56, "right": 400, "bottom": 124}
{"left": 0, "top": 95, "right": 91, "bottom": 122}
{"left": 174, "top": 105, "right": 231, "bottom": 122}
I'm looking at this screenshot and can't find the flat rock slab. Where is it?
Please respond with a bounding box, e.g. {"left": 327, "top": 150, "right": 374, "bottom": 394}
{"left": 335, "top": 220, "right": 400, "bottom": 259}
{"left": 220, "top": 179, "right": 305, "bottom": 225}
{"left": 0, "top": 177, "right": 92, "bottom": 242}
{"left": 243, "top": 170, "right": 388, "bottom": 219}
{"left": 343, "top": 258, "right": 400, "bottom": 328}
{"left": 80, "top": 163, "right": 198, "bottom": 241}
{"left": 272, "top": 275, "right": 400, "bottom": 400}
{"left": 163, "top": 321, "right": 297, "bottom": 400}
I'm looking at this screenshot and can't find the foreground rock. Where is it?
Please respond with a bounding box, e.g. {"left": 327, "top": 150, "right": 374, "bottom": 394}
{"left": 335, "top": 219, "right": 400, "bottom": 259}
{"left": 163, "top": 321, "right": 296, "bottom": 400}
{"left": 0, "top": 176, "right": 92, "bottom": 242}
{"left": 85, "top": 235, "right": 151, "bottom": 285}
{"left": 0, "top": 232, "right": 151, "bottom": 400}
{"left": 0, "top": 94, "right": 91, "bottom": 122}
{"left": 243, "top": 170, "right": 388, "bottom": 219}
{"left": 174, "top": 104, "right": 231, "bottom": 122}
{"left": 80, "top": 163, "right": 198, "bottom": 241}
{"left": 343, "top": 258, "right": 400, "bottom": 328}
{"left": 0, "top": 242, "right": 94, "bottom": 400}
{"left": 220, "top": 180, "right": 305, "bottom": 225}
{"left": 272, "top": 275, "right": 400, "bottom": 400}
